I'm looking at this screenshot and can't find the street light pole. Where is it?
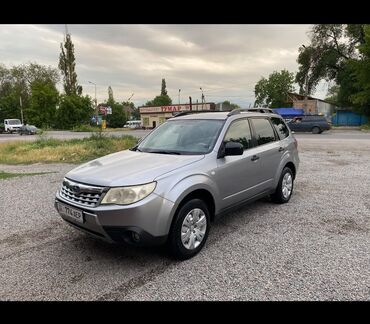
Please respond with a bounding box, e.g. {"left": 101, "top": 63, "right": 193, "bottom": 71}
{"left": 88, "top": 81, "right": 97, "bottom": 124}
{"left": 301, "top": 44, "right": 309, "bottom": 114}
{"left": 200, "top": 87, "right": 204, "bottom": 110}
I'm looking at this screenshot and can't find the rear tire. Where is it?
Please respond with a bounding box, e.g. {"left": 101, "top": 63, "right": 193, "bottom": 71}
{"left": 312, "top": 126, "right": 320, "bottom": 134}
{"left": 168, "top": 199, "right": 210, "bottom": 260}
{"left": 271, "top": 167, "right": 294, "bottom": 204}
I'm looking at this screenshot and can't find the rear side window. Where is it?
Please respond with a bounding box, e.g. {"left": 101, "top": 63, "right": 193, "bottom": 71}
{"left": 250, "top": 118, "right": 276, "bottom": 146}
{"left": 224, "top": 119, "right": 253, "bottom": 150}
{"left": 271, "top": 117, "right": 289, "bottom": 139}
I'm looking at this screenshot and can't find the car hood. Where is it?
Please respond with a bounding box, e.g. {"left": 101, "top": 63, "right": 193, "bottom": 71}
{"left": 65, "top": 150, "right": 204, "bottom": 187}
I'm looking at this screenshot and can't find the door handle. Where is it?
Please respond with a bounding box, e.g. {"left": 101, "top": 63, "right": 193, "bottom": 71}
{"left": 251, "top": 155, "right": 260, "bottom": 161}
{"left": 278, "top": 147, "right": 285, "bottom": 152}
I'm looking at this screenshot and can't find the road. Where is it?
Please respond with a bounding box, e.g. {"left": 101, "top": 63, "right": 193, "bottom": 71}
{"left": 0, "top": 132, "right": 369, "bottom": 300}
{"left": 0, "top": 129, "right": 150, "bottom": 143}
{"left": 1, "top": 129, "right": 370, "bottom": 143}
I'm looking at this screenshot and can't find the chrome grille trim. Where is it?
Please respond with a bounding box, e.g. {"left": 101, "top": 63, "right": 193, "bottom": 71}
{"left": 60, "top": 178, "right": 107, "bottom": 207}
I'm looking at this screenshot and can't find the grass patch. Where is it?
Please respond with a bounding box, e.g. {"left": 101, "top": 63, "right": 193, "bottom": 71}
{"left": 0, "top": 133, "right": 138, "bottom": 164}
{"left": 360, "top": 123, "right": 370, "bottom": 131}
{"left": 71, "top": 125, "right": 102, "bottom": 132}
{"left": 0, "top": 171, "right": 55, "bottom": 180}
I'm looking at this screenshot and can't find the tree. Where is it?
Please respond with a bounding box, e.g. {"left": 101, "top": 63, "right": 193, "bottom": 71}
{"left": 348, "top": 25, "right": 370, "bottom": 115}
{"left": 145, "top": 79, "right": 172, "bottom": 106}
{"left": 218, "top": 100, "right": 240, "bottom": 110}
{"left": 254, "top": 70, "right": 295, "bottom": 108}
{"left": 295, "top": 24, "right": 368, "bottom": 112}
{"left": 106, "top": 102, "right": 127, "bottom": 128}
{"left": 161, "top": 78, "right": 168, "bottom": 96}
{"left": 0, "top": 63, "right": 60, "bottom": 123}
{"left": 59, "top": 33, "right": 82, "bottom": 96}
{"left": 55, "top": 95, "right": 93, "bottom": 129}
{"left": 28, "top": 80, "right": 59, "bottom": 128}
{"left": 107, "top": 86, "right": 114, "bottom": 106}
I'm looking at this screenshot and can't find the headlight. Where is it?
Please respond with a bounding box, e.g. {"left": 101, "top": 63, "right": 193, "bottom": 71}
{"left": 101, "top": 182, "right": 156, "bottom": 205}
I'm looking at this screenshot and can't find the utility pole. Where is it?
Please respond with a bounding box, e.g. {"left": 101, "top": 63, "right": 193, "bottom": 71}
{"left": 88, "top": 81, "right": 97, "bottom": 124}
{"left": 189, "top": 96, "right": 192, "bottom": 111}
{"left": 20, "top": 96, "right": 24, "bottom": 124}
{"left": 125, "top": 93, "right": 134, "bottom": 120}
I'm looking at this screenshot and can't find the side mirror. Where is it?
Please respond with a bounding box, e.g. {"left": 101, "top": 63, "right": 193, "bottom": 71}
{"left": 218, "top": 141, "right": 244, "bottom": 158}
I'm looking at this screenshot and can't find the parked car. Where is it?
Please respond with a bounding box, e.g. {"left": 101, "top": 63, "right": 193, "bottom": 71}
{"left": 2, "top": 119, "right": 23, "bottom": 133}
{"left": 287, "top": 115, "right": 331, "bottom": 134}
{"left": 18, "top": 124, "right": 39, "bottom": 135}
{"left": 55, "top": 109, "right": 299, "bottom": 260}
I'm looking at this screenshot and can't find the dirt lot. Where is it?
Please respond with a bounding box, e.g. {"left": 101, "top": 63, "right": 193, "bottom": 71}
{"left": 0, "top": 132, "right": 369, "bottom": 301}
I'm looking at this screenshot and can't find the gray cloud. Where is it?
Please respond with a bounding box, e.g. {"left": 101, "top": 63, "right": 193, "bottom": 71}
{"left": 0, "top": 24, "right": 327, "bottom": 107}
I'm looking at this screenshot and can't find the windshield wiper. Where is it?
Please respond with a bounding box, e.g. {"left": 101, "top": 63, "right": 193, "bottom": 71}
{"left": 150, "top": 150, "right": 181, "bottom": 155}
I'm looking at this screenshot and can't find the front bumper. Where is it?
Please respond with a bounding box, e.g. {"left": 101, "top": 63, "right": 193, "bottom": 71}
{"left": 55, "top": 190, "right": 175, "bottom": 246}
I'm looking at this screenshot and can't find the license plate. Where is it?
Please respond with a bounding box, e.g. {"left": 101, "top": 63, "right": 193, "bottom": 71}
{"left": 57, "top": 203, "right": 84, "bottom": 223}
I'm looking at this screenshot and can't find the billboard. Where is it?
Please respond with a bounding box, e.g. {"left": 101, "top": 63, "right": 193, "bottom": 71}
{"left": 140, "top": 103, "right": 214, "bottom": 114}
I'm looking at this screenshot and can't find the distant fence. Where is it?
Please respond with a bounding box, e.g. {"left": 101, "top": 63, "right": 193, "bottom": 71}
{"left": 331, "top": 110, "right": 368, "bottom": 126}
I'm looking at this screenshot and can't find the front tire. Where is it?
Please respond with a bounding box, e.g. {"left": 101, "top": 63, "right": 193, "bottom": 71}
{"left": 168, "top": 199, "right": 210, "bottom": 260}
{"left": 271, "top": 167, "right": 294, "bottom": 204}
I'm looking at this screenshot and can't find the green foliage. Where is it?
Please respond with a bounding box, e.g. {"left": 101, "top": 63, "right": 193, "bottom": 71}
{"left": 296, "top": 24, "right": 370, "bottom": 115}
{"left": 254, "top": 70, "right": 295, "bottom": 108}
{"left": 348, "top": 25, "right": 370, "bottom": 115}
{"left": 161, "top": 78, "right": 168, "bottom": 96}
{"left": 106, "top": 102, "right": 127, "bottom": 128}
{"left": 0, "top": 63, "right": 60, "bottom": 123}
{"left": 145, "top": 79, "right": 172, "bottom": 106}
{"left": 219, "top": 101, "right": 240, "bottom": 110}
{"left": 0, "top": 171, "right": 55, "bottom": 180}
{"left": 56, "top": 94, "right": 93, "bottom": 129}
{"left": 72, "top": 124, "right": 101, "bottom": 132}
{"left": 146, "top": 95, "right": 172, "bottom": 106}
{"left": 59, "top": 34, "right": 82, "bottom": 96}
{"left": 107, "top": 86, "right": 114, "bottom": 106}
{"left": 28, "top": 80, "right": 59, "bottom": 128}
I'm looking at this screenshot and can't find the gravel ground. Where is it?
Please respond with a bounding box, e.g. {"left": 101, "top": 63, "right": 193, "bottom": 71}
{"left": 0, "top": 133, "right": 369, "bottom": 301}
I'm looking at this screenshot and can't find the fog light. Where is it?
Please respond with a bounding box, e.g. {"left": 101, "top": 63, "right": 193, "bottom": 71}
{"left": 132, "top": 232, "right": 140, "bottom": 242}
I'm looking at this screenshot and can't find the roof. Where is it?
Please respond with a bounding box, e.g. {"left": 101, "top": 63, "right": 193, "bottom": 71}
{"left": 273, "top": 108, "right": 304, "bottom": 116}
{"left": 287, "top": 92, "right": 331, "bottom": 103}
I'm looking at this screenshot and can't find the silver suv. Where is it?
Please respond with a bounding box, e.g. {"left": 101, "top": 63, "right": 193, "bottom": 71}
{"left": 55, "top": 109, "right": 299, "bottom": 259}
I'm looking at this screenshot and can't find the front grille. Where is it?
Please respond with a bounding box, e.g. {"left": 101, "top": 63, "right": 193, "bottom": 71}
{"left": 59, "top": 179, "right": 106, "bottom": 207}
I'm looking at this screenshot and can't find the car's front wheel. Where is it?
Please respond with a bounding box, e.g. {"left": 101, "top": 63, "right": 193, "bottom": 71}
{"left": 271, "top": 167, "right": 294, "bottom": 204}
{"left": 168, "top": 199, "right": 210, "bottom": 260}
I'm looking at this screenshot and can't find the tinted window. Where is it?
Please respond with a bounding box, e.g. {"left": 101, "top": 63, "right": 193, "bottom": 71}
{"left": 250, "top": 118, "right": 276, "bottom": 145}
{"left": 271, "top": 117, "right": 289, "bottom": 139}
{"left": 224, "top": 119, "right": 252, "bottom": 150}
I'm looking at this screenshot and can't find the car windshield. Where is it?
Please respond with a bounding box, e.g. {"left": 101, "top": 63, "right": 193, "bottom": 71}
{"left": 137, "top": 119, "right": 224, "bottom": 155}
{"left": 9, "top": 119, "right": 21, "bottom": 125}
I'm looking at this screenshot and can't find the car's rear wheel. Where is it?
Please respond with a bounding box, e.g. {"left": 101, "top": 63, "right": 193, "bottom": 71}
{"left": 312, "top": 126, "right": 320, "bottom": 134}
{"left": 271, "top": 167, "right": 294, "bottom": 204}
{"left": 168, "top": 199, "right": 210, "bottom": 260}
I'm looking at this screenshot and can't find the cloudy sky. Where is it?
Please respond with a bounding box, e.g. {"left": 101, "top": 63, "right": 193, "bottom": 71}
{"left": 0, "top": 24, "right": 329, "bottom": 107}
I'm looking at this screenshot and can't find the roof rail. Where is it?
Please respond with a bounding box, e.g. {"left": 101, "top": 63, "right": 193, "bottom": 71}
{"left": 172, "top": 110, "right": 220, "bottom": 118}
{"left": 227, "top": 109, "right": 241, "bottom": 117}
{"left": 245, "top": 108, "right": 274, "bottom": 113}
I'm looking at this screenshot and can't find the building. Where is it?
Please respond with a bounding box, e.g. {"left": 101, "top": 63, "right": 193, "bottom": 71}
{"left": 139, "top": 102, "right": 216, "bottom": 128}
{"left": 287, "top": 92, "right": 337, "bottom": 118}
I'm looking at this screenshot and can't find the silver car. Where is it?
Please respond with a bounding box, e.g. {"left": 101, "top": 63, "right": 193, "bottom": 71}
{"left": 55, "top": 109, "right": 299, "bottom": 259}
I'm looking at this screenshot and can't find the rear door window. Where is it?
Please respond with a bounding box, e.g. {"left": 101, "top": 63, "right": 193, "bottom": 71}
{"left": 271, "top": 117, "right": 289, "bottom": 139}
{"left": 250, "top": 118, "right": 277, "bottom": 146}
